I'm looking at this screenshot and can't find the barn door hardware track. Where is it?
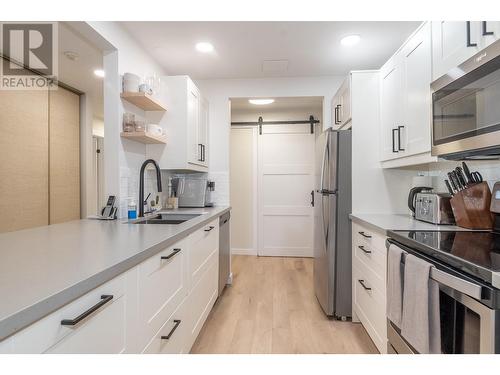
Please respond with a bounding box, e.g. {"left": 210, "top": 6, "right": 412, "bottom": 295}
{"left": 231, "top": 115, "right": 319, "bottom": 135}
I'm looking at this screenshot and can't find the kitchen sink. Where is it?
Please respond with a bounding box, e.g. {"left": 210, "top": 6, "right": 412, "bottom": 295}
{"left": 132, "top": 213, "right": 202, "bottom": 225}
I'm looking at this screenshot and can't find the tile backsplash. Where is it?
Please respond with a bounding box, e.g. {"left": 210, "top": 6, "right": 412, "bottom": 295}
{"left": 422, "top": 160, "right": 500, "bottom": 192}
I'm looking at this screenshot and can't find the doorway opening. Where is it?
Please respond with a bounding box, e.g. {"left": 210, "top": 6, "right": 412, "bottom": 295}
{"left": 229, "top": 96, "right": 323, "bottom": 257}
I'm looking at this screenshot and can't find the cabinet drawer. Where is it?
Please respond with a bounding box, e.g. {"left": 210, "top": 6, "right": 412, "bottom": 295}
{"left": 137, "top": 239, "right": 187, "bottom": 349}
{"left": 353, "top": 264, "right": 387, "bottom": 354}
{"left": 10, "top": 273, "right": 126, "bottom": 353}
{"left": 352, "top": 222, "right": 387, "bottom": 254}
{"left": 352, "top": 223, "right": 387, "bottom": 281}
{"left": 184, "top": 249, "right": 218, "bottom": 352}
{"left": 188, "top": 219, "right": 219, "bottom": 289}
{"left": 142, "top": 298, "right": 187, "bottom": 354}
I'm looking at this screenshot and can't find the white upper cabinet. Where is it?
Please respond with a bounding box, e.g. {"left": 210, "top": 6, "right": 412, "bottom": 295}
{"left": 331, "top": 75, "right": 352, "bottom": 129}
{"left": 431, "top": 21, "right": 500, "bottom": 80}
{"left": 380, "top": 55, "right": 403, "bottom": 161}
{"left": 401, "top": 22, "right": 432, "bottom": 156}
{"left": 379, "top": 22, "right": 435, "bottom": 167}
{"left": 147, "top": 76, "right": 209, "bottom": 172}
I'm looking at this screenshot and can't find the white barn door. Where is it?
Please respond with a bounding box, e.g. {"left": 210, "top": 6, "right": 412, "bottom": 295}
{"left": 257, "top": 124, "right": 315, "bottom": 257}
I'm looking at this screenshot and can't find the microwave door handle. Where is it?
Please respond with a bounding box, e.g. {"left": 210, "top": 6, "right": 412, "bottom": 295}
{"left": 430, "top": 267, "right": 483, "bottom": 300}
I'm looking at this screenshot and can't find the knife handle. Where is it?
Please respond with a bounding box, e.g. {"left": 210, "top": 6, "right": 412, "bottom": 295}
{"left": 445, "top": 179, "right": 454, "bottom": 195}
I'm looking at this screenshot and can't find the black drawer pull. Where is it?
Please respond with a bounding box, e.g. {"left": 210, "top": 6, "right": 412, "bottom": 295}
{"left": 204, "top": 226, "right": 215, "bottom": 232}
{"left": 358, "top": 231, "right": 372, "bottom": 239}
{"left": 358, "top": 245, "right": 372, "bottom": 254}
{"left": 161, "top": 319, "right": 181, "bottom": 340}
{"left": 161, "top": 248, "right": 181, "bottom": 260}
{"left": 61, "top": 295, "right": 113, "bottom": 326}
{"left": 466, "top": 21, "right": 478, "bottom": 47}
{"left": 358, "top": 280, "right": 372, "bottom": 291}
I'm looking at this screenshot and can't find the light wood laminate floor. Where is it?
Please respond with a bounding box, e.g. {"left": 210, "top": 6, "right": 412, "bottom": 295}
{"left": 191, "top": 255, "right": 378, "bottom": 354}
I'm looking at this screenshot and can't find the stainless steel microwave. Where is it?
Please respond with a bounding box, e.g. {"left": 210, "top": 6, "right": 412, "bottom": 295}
{"left": 431, "top": 38, "right": 500, "bottom": 159}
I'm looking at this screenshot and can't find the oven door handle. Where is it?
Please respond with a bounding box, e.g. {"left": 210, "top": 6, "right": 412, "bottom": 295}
{"left": 430, "top": 267, "right": 483, "bottom": 300}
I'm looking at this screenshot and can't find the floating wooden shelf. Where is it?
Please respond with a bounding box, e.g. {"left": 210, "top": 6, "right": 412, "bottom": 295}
{"left": 120, "top": 131, "right": 167, "bottom": 144}
{"left": 120, "top": 92, "right": 167, "bottom": 111}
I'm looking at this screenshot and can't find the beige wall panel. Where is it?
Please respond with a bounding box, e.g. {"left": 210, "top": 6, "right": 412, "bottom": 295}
{"left": 229, "top": 128, "right": 255, "bottom": 250}
{"left": 49, "top": 87, "right": 80, "bottom": 224}
{"left": 0, "top": 89, "right": 49, "bottom": 232}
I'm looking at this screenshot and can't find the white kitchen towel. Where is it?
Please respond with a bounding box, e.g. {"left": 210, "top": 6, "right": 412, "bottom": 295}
{"left": 387, "top": 244, "right": 405, "bottom": 328}
{"left": 401, "top": 254, "right": 441, "bottom": 354}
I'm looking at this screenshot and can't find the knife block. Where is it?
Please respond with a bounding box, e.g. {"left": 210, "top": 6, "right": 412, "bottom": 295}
{"left": 450, "top": 182, "right": 493, "bottom": 230}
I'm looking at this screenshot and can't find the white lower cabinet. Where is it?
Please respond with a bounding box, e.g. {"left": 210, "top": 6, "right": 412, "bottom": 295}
{"left": 11, "top": 272, "right": 128, "bottom": 354}
{"left": 352, "top": 222, "right": 388, "bottom": 354}
{"left": 0, "top": 218, "right": 222, "bottom": 354}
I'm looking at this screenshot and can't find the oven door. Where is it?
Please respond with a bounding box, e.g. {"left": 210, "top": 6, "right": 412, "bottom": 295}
{"left": 431, "top": 39, "right": 500, "bottom": 158}
{"left": 387, "top": 240, "right": 499, "bottom": 354}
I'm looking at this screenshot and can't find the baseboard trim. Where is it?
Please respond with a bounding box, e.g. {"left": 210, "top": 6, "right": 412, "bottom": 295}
{"left": 231, "top": 248, "right": 257, "bottom": 256}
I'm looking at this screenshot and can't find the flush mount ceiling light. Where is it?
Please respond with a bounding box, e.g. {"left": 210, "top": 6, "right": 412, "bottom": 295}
{"left": 195, "top": 42, "right": 214, "bottom": 53}
{"left": 340, "top": 34, "right": 361, "bottom": 46}
{"left": 94, "top": 69, "right": 105, "bottom": 78}
{"left": 249, "top": 99, "right": 275, "bottom": 105}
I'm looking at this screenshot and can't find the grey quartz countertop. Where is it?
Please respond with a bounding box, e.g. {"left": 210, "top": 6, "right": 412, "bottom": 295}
{"left": 0, "top": 206, "right": 230, "bottom": 341}
{"left": 349, "top": 213, "right": 472, "bottom": 235}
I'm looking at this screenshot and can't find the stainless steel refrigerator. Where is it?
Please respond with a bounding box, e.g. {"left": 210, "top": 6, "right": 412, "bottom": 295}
{"left": 313, "top": 128, "right": 352, "bottom": 318}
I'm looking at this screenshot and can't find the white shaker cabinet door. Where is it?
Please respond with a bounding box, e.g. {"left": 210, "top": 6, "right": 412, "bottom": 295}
{"left": 379, "top": 56, "right": 403, "bottom": 161}
{"left": 401, "top": 21, "right": 432, "bottom": 156}
{"left": 432, "top": 21, "right": 482, "bottom": 80}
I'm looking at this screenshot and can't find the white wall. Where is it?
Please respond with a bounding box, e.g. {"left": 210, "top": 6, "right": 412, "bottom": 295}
{"left": 351, "top": 71, "right": 417, "bottom": 215}
{"left": 87, "top": 22, "right": 167, "bottom": 216}
{"left": 196, "top": 76, "right": 344, "bottom": 206}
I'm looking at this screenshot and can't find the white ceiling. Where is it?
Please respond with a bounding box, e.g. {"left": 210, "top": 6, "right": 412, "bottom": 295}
{"left": 58, "top": 22, "right": 104, "bottom": 118}
{"left": 120, "top": 21, "right": 421, "bottom": 79}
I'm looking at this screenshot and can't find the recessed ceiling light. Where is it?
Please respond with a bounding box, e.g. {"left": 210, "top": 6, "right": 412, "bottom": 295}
{"left": 340, "top": 35, "right": 361, "bottom": 46}
{"left": 249, "top": 99, "right": 275, "bottom": 105}
{"left": 94, "top": 69, "right": 105, "bottom": 78}
{"left": 195, "top": 42, "right": 214, "bottom": 53}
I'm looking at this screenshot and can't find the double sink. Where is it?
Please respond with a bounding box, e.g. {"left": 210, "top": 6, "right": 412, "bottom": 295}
{"left": 132, "top": 213, "right": 202, "bottom": 225}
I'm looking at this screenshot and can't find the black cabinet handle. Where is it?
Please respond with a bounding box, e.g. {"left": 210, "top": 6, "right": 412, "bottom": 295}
{"left": 310, "top": 190, "right": 315, "bottom": 207}
{"left": 466, "top": 21, "right": 478, "bottom": 47}
{"left": 197, "top": 144, "right": 203, "bottom": 161}
{"left": 358, "top": 245, "right": 372, "bottom": 254}
{"left": 337, "top": 104, "right": 342, "bottom": 124}
{"left": 161, "top": 248, "right": 181, "bottom": 260}
{"left": 358, "top": 231, "right": 372, "bottom": 239}
{"left": 204, "top": 226, "right": 215, "bottom": 232}
{"left": 203, "top": 144, "right": 206, "bottom": 162}
{"left": 161, "top": 319, "right": 181, "bottom": 340}
{"left": 61, "top": 295, "right": 113, "bottom": 326}
{"left": 482, "top": 21, "right": 494, "bottom": 36}
{"left": 392, "top": 128, "right": 398, "bottom": 153}
{"left": 398, "top": 125, "right": 405, "bottom": 151}
{"left": 334, "top": 105, "right": 340, "bottom": 124}
{"left": 358, "top": 279, "right": 372, "bottom": 291}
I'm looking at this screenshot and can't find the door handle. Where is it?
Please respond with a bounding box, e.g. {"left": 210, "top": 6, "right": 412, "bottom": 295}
{"left": 466, "top": 21, "right": 478, "bottom": 47}
{"left": 482, "top": 21, "right": 494, "bottom": 36}
{"left": 358, "top": 231, "right": 372, "bottom": 239}
{"left": 161, "top": 248, "right": 181, "bottom": 261}
{"left": 358, "top": 279, "right": 372, "bottom": 291}
{"left": 161, "top": 320, "right": 181, "bottom": 340}
{"left": 392, "top": 128, "right": 399, "bottom": 153}
{"left": 398, "top": 125, "right": 405, "bottom": 151}
{"left": 61, "top": 295, "right": 113, "bottom": 326}
{"left": 310, "top": 190, "right": 314, "bottom": 207}
{"left": 358, "top": 245, "right": 372, "bottom": 254}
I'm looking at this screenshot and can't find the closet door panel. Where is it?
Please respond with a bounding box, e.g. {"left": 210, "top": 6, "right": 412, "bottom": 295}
{"left": 49, "top": 87, "right": 80, "bottom": 224}
{"left": 0, "top": 88, "right": 49, "bottom": 232}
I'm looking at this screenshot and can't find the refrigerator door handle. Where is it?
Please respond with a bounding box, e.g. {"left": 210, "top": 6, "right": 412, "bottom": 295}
{"left": 319, "top": 134, "right": 328, "bottom": 192}
{"left": 322, "top": 136, "right": 330, "bottom": 251}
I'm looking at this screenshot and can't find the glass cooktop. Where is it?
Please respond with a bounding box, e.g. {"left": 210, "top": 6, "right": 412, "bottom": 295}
{"left": 389, "top": 230, "right": 500, "bottom": 284}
